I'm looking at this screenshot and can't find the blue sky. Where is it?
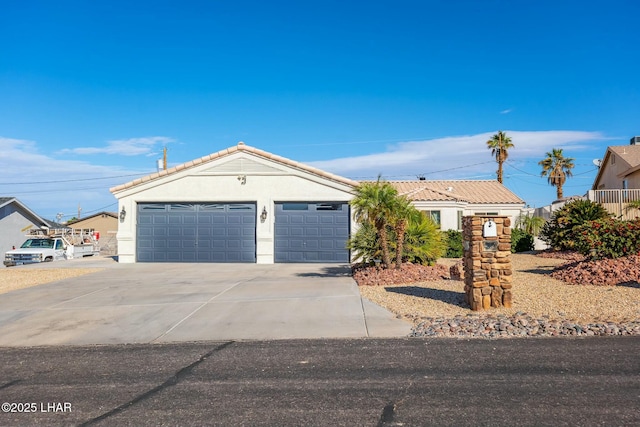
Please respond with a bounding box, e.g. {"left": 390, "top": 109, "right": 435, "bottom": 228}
{"left": 1, "top": 0, "right": 639, "bottom": 221}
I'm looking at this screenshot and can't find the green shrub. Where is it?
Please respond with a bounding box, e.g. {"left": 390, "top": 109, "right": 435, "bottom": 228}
{"left": 402, "top": 213, "right": 446, "bottom": 265}
{"left": 573, "top": 218, "right": 640, "bottom": 259}
{"left": 442, "top": 229, "right": 463, "bottom": 258}
{"left": 511, "top": 228, "right": 534, "bottom": 253}
{"left": 540, "top": 200, "right": 611, "bottom": 251}
{"left": 348, "top": 212, "right": 445, "bottom": 265}
{"left": 347, "top": 221, "right": 381, "bottom": 264}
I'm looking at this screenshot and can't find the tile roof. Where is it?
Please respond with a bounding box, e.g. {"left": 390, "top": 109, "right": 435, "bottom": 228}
{"left": 110, "top": 142, "right": 360, "bottom": 193}
{"left": 592, "top": 145, "right": 640, "bottom": 189}
{"left": 385, "top": 180, "right": 525, "bottom": 204}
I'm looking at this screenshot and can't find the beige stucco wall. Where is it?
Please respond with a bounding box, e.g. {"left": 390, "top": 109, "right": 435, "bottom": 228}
{"left": 596, "top": 158, "right": 627, "bottom": 189}
{"left": 412, "top": 201, "right": 524, "bottom": 231}
{"left": 112, "top": 153, "right": 356, "bottom": 264}
{"left": 68, "top": 214, "right": 118, "bottom": 255}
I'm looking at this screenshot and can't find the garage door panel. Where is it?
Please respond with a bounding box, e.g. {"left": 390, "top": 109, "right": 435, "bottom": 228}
{"left": 137, "top": 203, "right": 256, "bottom": 263}
{"left": 152, "top": 216, "right": 167, "bottom": 225}
{"left": 138, "top": 228, "right": 153, "bottom": 237}
{"left": 275, "top": 202, "right": 349, "bottom": 263}
{"left": 319, "top": 228, "right": 334, "bottom": 237}
{"left": 153, "top": 228, "right": 167, "bottom": 237}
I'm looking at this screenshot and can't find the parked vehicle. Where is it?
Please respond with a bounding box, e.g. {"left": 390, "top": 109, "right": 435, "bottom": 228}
{"left": 3, "top": 228, "right": 99, "bottom": 267}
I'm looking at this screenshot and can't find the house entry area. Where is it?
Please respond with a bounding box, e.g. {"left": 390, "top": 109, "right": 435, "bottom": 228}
{"left": 136, "top": 203, "right": 256, "bottom": 262}
{"left": 274, "top": 202, "right": 350, "bottom": 263}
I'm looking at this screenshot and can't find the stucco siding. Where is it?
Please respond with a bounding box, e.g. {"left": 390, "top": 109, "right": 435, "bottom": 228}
{"left": 114, "top": 164, "right": 355, "bottom": 264}
{"left": 0, "top": 209, "right": 40, "bottom": 256}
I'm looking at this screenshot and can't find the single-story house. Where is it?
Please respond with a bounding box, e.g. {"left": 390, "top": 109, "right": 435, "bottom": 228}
{"left": 388, "top": 180, "right": 525, "bottom": 230}
{"left": 0, "top": 197, "right": 52, "bottom": 256}
{"left": 110, "top": 142, "right": 358, "bottom": 264}
{"left": 110, "top": 142, "right": 525, "bottom": 264}
{"left": 66, "top": 211, "right": 118, "bottom": 255}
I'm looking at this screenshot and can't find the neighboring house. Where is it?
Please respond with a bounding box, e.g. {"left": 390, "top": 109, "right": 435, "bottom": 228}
{"left": 387, "top": 180, "right": 525, "bottom": 231}
{"left": 66, "top": 212, "right": 118, "bottom": 255}
{"left": 0, "top": 197, "right": 51, "bottom": 256}
{"left": 110, "top": 142, "right": 357, "bottom": 264}
{"left": 587, "top": 136, "right": 640, "bottom": 219}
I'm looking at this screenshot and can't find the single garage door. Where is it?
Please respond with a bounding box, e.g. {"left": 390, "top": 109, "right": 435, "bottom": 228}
{"left": 137, "top": 203, "right": 256, "bottom": 262}
{"left": 275, "top": 202, "right": 350, "bottom": 263}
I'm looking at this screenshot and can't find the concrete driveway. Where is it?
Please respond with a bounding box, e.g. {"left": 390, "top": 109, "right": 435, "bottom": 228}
{"left": 0, "top": 258, "right": 411, "bottom": 346}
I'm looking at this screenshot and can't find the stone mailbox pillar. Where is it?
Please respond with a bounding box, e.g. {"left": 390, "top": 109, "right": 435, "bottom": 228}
{"left": 462, "top": 216, "right": 513, "bottom": 311}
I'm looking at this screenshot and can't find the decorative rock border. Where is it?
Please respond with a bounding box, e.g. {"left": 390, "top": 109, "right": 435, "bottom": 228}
{"left": 411, "top": 313, "right": 640, "bottom": 338}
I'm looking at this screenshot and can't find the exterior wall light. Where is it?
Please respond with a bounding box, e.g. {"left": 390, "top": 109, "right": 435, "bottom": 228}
{"left": 119, "top": 206, "right": 126, "bottom": 222}
{"left": 260, "top": 206, "right": 268, "bottom": 222}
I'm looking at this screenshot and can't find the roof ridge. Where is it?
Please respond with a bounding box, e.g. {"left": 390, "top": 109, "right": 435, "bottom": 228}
{"left": 110, "top": 142, "right": 358, "bottom": 193}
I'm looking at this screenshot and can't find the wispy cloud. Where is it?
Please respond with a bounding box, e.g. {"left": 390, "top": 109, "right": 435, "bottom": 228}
{"left": 0, "top": 136, "right": 152, "bottom": 220}
{"left": 500, "top": 108, "right": 513, "bottom": 114}
{"left": 58, "top": 136, "right": 175, "bottom": 156}
{"left": 308, "top": 130, "right": 605, "bottom": 179}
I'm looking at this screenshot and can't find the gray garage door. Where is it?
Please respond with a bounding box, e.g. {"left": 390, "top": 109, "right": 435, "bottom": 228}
{"left": 137, "top": 203, "right": 256, "bottom": 262}
{"left": 275, "top": 202, "right": 350, "bottom": 263}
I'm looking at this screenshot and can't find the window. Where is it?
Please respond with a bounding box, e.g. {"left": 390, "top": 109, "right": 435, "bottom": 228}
{"left": 139, "top": 204, "right": 167, "bottom": 212}
{"left": 282, "top": 203, "right": 309, "bottom": 211}
{"left": 316, "top": 203, "right": 343, "bottom": 211}
{"left": 228, "top": 204, "right": 254, "bottom": 211}
{"left": 475, "top": 212, "right": 499, "bottom": 216}
{"left": 424, "top": 210, "right": 441, "bottom": 228}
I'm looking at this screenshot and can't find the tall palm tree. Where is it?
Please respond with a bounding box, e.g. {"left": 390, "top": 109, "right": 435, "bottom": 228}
{"left": 350, "top": 177, "right": 398, "bottom": 268}
{"left": 486, "top": 131, "right": 514, "bottom": 184}
{"left": 539, "top": 148, "right": 575, "bottom": 199}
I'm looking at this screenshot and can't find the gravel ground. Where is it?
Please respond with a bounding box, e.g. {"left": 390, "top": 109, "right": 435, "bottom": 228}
{"left": 0, "top": 267, "right": 103, "bottom": 294}
{"left": 359, "top": 253, "right": 640, "bottom": 338}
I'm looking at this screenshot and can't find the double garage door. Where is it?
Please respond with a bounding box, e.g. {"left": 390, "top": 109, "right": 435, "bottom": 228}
{"left": 137, "top": 203, "right": 256, "bottom": 262}
{"left": 136, "top": 202, "right": 350, "bottom": 263}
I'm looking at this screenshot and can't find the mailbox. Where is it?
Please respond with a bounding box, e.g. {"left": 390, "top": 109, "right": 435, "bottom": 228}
{"left": 483, "top": 219, "right": 497, "bottom": 238}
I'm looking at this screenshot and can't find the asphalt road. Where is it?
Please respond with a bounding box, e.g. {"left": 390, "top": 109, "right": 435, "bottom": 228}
{"left": 1, "top": 337, "right": 639, "bottom": 427}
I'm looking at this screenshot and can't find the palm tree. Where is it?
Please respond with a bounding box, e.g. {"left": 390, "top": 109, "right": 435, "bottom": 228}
{"left": 486, "top": 131, "right": 514, "bottom": 184}
{"left": 350, "top": 177, "right": 398, "bottom": 268}
{"left": 516, "top": 213, "right": 546, "bottom": 236}
{"left": 389, "top": 196, "right": 419, "bottom": 268}
{"left": 402, "top": 212, "right": 446, "bottom": 266}
{"left": 539, "top": 148, "right": 575, "bottom": 199}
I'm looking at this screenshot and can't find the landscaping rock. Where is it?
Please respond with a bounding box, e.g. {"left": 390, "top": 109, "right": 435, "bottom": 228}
{"left": 352, "top": 262, "right": 449, "bottom": 286}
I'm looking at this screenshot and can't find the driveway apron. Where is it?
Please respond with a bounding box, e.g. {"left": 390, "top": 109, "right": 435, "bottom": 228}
{"left": 0, "top": 260, "right": 411, "bottom": 346}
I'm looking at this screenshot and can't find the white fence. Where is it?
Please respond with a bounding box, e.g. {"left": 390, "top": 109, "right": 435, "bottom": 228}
{"left": 587, "top": 189, "right": 640, "bottom": 220}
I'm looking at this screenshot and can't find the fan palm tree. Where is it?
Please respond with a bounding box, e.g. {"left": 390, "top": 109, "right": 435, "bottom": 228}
{"left": 389, "top": 196, "right": 420, "bottom": 268}
{"left": 539, "top": 148, "right": 575, "bottom": 199}
{"left": 486, "top": 131, "right": 514, "bottom": 184}
{"left": 350, "top": 177, "right": 398, "bottom": 268}
{"left": 516, "top": 213, "right": 546, "bottom": 236}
